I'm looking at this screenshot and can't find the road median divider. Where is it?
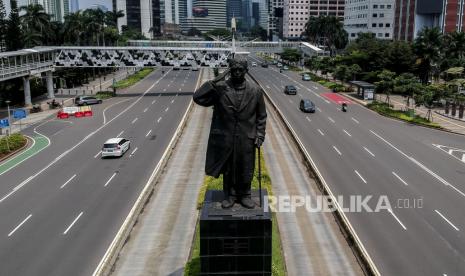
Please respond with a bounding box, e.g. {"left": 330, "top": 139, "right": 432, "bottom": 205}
{"left": 248, "top": 72, "right": 381, "bottom": 276}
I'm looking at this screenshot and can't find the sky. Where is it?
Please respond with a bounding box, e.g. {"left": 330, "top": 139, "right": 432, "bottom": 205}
{"left": 79, "top": 0, "right": 112, "bottom": 10}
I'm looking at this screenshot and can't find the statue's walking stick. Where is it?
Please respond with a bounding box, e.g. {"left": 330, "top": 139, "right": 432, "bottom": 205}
{"left": 258, "top": 147, "right": 262, "bottom": 207}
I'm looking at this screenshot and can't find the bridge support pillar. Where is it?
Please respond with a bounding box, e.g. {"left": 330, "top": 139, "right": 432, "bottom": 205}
{"left": 46, "top": 71, "right": 55, "bottom": 99}
{"left": 23, "top": 76, "right": 32, "bottom": 107}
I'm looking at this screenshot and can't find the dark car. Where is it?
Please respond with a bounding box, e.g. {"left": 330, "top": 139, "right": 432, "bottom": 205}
{"left": 300, "top": 99, "right": 315, "bottom": 113}
{"left": 284, "top": 85, "right": 297, "bottom": 95}
{"left": 261, "top": 63, "right": 269, "bottom": 68}
{"left": 75, "top": 96, "right": 102, "bottom": 106}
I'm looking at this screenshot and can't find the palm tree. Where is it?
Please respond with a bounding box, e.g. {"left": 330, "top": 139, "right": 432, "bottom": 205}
{"left": 19, "top": 4, "right": 51, "bottom": 47}
{"left": 444, "top": 31, "right": 465, "bottom": 67}
{"left": 63, "top": 11, "right": 85, "bottom": 45}
{"left": 304, "top": 16, "right": 348, "bottom": 56}
{"left": 105, "top": 10, "right": 124, "bottom": 28}
{"left": 413, "top": 27, "right": 443, "bottom": 84}
{"left": 83, "top": 9, "right": 105, "bottom": 45}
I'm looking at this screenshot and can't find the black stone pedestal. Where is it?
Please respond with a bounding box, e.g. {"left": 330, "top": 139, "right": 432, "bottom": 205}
{"left": 200, "top": 190, "right": 272, "bottom": 276}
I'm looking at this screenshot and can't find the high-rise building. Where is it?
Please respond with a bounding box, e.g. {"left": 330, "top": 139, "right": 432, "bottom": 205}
{"left": 161, "top": 0, "right": 188, "bottom": 31}
{"left": 394, "top": 0, "right": 465, "bottom": 41}
{"left": 283, "top": 0, "right": 345, "bottom": 39}
{"left": 256, "top": 0, "right": 268, "bottom": 30}
{"left": 116, "top": 0, "right": 161, "bottom": 38}
{"left": 344, "top": 0, "right": 395, "bottom": 41}
{"left": 70, "top": 0, "right": 78, "bottom": 13}
{"left": 268, "top": 0, "right": 284, "bottom": 40}
{"left": 227, "top": 0, "right": 242, "bottom": 28}
{"left": 188, "top": 0, "right": 227, "bottom": 33}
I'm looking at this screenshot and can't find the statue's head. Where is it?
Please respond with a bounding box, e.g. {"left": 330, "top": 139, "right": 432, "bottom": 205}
{"left": 228, "top": 56, "right": 248, "bottom": 84}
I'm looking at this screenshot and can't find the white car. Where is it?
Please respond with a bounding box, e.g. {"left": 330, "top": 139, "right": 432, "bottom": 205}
{"left": 101, "top": 138, "right": 130, "bottom": 158}
{"left": 251, "top": 62, "right": 257, "bottom": 67}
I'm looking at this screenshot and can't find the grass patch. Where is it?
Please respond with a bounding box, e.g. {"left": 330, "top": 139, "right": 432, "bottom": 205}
{"left": 112, "top": 68, "right": 154, "bottom": 89}
{"left": 95, "top": 91, "right": 115, "bottom": 100}
{"left": 186, "top": 149, "right": 286, "bottom": 276}
{"left": 367, "top": 102, "right": 442, "bottom": 128}
{"left": 0, "top": 133, "right": 27, "bottom": 158}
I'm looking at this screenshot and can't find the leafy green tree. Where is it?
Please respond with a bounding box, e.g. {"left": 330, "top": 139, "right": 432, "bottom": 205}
{"left": 5, "top": 0, "right": 23, "bottom": 50}
{"left": 204, "top": 28, "right": 231, "bottom": 41}
{"left": 334, "top": 65, "right": 350, "bottom": 82}
{"left": 105, "top": 10, "right": 124, "bottom": 27}
{"left": 443, "top": 31, "right": 465, "bottom": 68}
{"left": 384, "top": 41, "right": 415, "bottom": 74}
{"left": 20, "top": 4, "right": 51, "bottom": 47}
{"left": 414, "top": 84, "right": 444, "bottom": 121}
{"left": 250, "top": 25, "right": 267, "bottom": 41}
{"left": 414, "top": 27, "right": 443, "bottom": 84}
{"left": 280, "top": 48, "right": 301, "bottom": 63}
{"left": 345, "top": 33, "right": 387, "bottom": 76}
{"left": 394, "top": 73, "right": 423, "bottom": 107}
{"left": 0, "top": 0, "right": 7, "bottom": 51}
{"left": 304, "top": 16, "right": 348, "bottom": 56}
{"left": 63, "top": 11, "right": 85, "bottom": 45}
{"left": 349, "top": 64, "right": 362, "bottom": 81}
{"left": 375, "top": 70, "right": 396, "bottom": 104}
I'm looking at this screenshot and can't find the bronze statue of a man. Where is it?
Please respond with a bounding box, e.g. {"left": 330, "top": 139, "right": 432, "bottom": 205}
{"left": 193, "top": 57, "right": 267, "bottom": 209}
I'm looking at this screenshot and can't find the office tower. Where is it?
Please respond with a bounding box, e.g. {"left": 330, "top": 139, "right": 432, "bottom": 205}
{"left": 188, "top": 0, "right": 227, "bottom": 33}
{"left": 395, "top": 0, "right": 465, "bottom": 41}
{"left": 344, "top": 0, "right": 395, "bottom": 41}
{"left": 116, "top": 0, "right": 161, "bottom": 38}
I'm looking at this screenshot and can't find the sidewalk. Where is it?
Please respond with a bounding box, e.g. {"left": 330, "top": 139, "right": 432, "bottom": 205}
{"left": 343, "top": 93, "right": 465, "bottom": 135}
{"left": 0, "top": 69, "right": 138, "bottom": 137}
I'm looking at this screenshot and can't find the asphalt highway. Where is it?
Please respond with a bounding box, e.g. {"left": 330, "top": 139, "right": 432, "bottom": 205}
{"left": 249, "top": 56, "right": 465, "bottom": 276}
{"left": 0, "top": 68, "right": 199, "bottom": 276}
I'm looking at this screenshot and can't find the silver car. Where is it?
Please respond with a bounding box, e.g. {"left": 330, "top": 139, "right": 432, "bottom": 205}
{"left": 101, "top": 138, "right": 131, "bottom": 158}
{"left": 75, "top": 96, "right": 102, "bottom": 106}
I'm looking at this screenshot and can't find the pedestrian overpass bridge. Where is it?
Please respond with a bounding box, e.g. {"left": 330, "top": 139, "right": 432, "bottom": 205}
{"left": 0, "top": 41, "right": 323, "bottom": 105}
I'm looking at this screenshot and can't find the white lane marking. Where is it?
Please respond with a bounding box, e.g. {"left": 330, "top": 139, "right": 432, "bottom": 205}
{"left": 354, "top": 170, "right": 367, "bottom": 184}
{"left": 317, "top": 107, "right": 322, "bottom": 112}
{"left": 102, "top": 99, "right": 130, "bottom": 125}
{"left": 63, "top": 212, "right": 83, "bottom": 235}
{"left": 266, "top": 85, "right": 271, "bottom": 89}
{"left": 165, "top": 107, "right": 169, "bottom": 112}
{"left": 435, "top": 210, "right": 459, "bottom": 231}
{"left": 179, "top": 88, "right": 182, "bottom": 91}
{"left": 181, "top": 83, "right": 185, "bottom": 86}
{"left": 116, "top": 130, "right": 124, "bottom": 138}
{"left": 157, "top": 117, "right": 162, "bottom": 123}
{"left": 130, "top": 147, "right": 138, "bottom": 156}
{"left": 324, "top": 99, "right": 330, "bottom": 104}
{"left": 171, "top": 99, "right": 175, "bottom": 103}
{"left": 143, "top": 108, "right": 148, "bottom": 113}
{"left": 370, "top": 130, "right": 465, "bottom": 197}
{"left": 288, "top": 99, "right": 294, "bottom": 104}
{"left": 131, "top": 118, "right": 138, "bottom": 124}
{"left": 388, "top": 209, "right": 407, "bottom": 230}
{"left": 351, "top": 117, "right": 360, "bottom": 124}
{"left": 463, "top": 154, "right": 465, "bottom": 162}
{"left": 94, "top": 151, "right": 102, "bottom": 158}
{"left": 145, "top": 129, "right": 152, "bottom": 137}
{"left": 152, "top": 100, "right": 156, "bottom": 104}
{"left": 392, "top": 172, "right": 408, "bottom": 186}
{"left": 0, "top": 68, "right": 171, "bottom": 203}
{"left": 313, "top": 86, "right": 318, "bottom": 89}
{"left": 317, "top": 129, "right": 325, "bottom": 136}
{"left": 60, "top": 174, "right": 77, "bottom": 189}
{"left": 104, "top": 173, "right": 117, "bottom": 187}
{"left": 8, "top": 214, "right": 32, "bottom": 237}
{"left": 343, "top": 129, "right": 352, "bottom": 137}
{"left": 363, "top": 147, "right": 375, "bottom": 157}
{"left": 306, "top": 116, "right": 311, "bottom": 122}
{"left": 328, "top": 117, "right": 335, "bottom": 123}
{"left": 333, "top": 146, "right": 342, "bottom": 156}
{"left": 163, "top": 88, "right": 167, "bottom": 92}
